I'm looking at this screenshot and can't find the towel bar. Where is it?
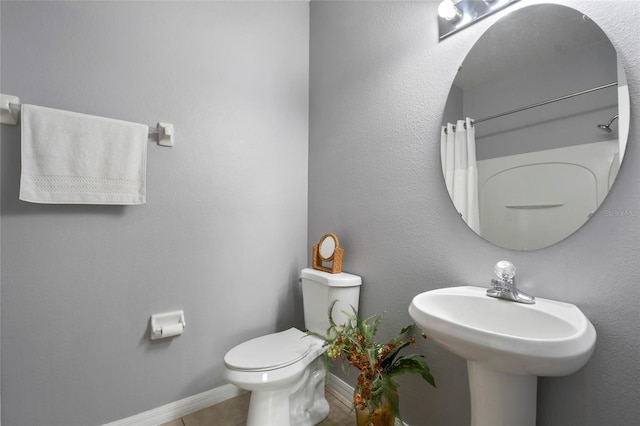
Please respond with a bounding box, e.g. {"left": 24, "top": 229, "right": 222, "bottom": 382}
{"left": 0, "top": 94, "right": 173, "bottom": 147}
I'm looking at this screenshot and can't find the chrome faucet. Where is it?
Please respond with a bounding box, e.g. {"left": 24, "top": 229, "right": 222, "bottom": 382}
{"left": 487, "top": 261, "right": 535, "bottom": 304}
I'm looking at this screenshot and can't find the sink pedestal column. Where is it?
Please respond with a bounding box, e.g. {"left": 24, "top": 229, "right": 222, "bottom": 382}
{"left": 467, "top": 361, "right": 537, "bottom": 426}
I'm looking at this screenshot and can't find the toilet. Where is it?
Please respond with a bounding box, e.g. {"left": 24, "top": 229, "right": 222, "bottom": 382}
{"left": 223, "top": 268, "right": 362, "bottom": 426}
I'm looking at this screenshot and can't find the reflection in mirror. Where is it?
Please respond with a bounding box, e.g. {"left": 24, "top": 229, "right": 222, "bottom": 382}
{"left": 441, "top": 4, "right": 630, "bottom": 250}
{"left": 319, "top": 234, "right": 336, "bottom": 260}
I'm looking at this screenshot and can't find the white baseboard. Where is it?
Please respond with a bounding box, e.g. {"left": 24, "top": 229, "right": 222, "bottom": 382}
{"left": 325, "top": 374, "right": 409, "bottom": 426}
{"left": 325, "top": 373, "right": 355, "bottom": 406}
{"left": 102, "top": 383, "right": 247, "bottom": 426}
{"left": 104, "top": 374, "right": 408, "bottom": 426}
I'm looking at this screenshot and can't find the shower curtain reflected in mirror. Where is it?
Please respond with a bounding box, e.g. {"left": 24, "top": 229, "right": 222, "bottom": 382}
{"left": 441, "top": 118, "right": 480, "bottom": 234}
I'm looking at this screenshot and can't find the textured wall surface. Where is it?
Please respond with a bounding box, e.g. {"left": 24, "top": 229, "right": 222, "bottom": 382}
{"left": 0, "top": 2, "right": 309, "bottom": 425}
{"left": 309, "top": 1, "right": 640, "bottom": 425}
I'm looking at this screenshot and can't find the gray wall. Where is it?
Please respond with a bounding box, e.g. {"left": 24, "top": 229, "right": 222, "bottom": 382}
{"left": 309, "top": 1, "right": 639, "bottom": 425}
{"left": 442, "top": 84, "right": 462, "bottom": 127}
{"left": 0, "top": 2, "right": 309, "bottom": 425}
{"left": 2, "top": 1, "right": 640, "bottom": 426}
{"left": 465, "top": 38, "right": 618, "bottom": 160}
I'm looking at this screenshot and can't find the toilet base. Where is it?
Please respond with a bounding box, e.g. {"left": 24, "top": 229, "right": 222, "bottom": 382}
{"left": 245, "top": 357, "right": 329, "bottom": 426}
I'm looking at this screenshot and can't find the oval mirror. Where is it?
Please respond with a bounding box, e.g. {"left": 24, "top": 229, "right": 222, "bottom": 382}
{"left": 441, "top": 4, "right": 629, "bottom": 250}
{"left": 319, "top": 233, "right": 337, "bottom": 260}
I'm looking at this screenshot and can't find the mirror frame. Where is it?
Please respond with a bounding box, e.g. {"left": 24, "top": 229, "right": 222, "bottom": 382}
{"left": 312, "top": 233, "right": 344, "bottom": 274}
{"left": 318, "top": 233, "right": 337, "bottom": 261}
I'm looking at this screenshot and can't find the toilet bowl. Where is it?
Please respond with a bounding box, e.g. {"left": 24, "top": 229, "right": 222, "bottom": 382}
{"left": 224, "top": 328, "right": 328, "bottom": 426}
{"left": 223, "top": 268, "right": 362, "bottom": 426}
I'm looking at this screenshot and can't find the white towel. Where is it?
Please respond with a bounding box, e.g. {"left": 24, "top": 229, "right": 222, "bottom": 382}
{"left": 20, "top": 104, "right": 148, "bottom": 205}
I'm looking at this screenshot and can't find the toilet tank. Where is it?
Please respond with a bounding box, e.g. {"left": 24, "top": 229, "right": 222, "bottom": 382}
{"left": 301, "top": 268, "right": 362, "bottom": 335}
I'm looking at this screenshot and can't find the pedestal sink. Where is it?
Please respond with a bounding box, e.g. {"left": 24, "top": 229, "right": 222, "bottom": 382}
{"left": 409, "top": 286, "right": 596, "bottom": 426}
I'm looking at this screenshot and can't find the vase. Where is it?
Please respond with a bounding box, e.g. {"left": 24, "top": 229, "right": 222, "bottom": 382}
{"left": 354, "top": 389, "right": 398, "bottom": 426}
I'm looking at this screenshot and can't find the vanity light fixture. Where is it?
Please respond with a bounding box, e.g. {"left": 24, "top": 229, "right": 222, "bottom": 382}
{"left": 438, "top": 0, "right": 520, "bottom": 40}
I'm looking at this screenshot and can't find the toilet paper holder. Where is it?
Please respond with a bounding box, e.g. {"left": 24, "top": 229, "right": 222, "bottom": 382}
{"left": 150, "top": 310, "right": 186, "bottom": 340}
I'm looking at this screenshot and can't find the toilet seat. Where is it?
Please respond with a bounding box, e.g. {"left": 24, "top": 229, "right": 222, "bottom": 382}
{"left": 224, "top": 328, "right": 317, "bottom": 371}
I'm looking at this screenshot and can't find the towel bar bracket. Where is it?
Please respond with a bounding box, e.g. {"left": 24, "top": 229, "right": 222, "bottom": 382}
{"left": 156, "top": 122, "right": 174, "bottom": 147}
{"left": 1, "top": 94, "right": 20, "bottom": 125}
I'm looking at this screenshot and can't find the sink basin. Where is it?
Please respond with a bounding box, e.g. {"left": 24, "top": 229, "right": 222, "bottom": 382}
{"left": 409, "top": 286, "right": 596, "bottom": 426}
{"left": 409, "top": 286, "right": 596, "bottom": 376}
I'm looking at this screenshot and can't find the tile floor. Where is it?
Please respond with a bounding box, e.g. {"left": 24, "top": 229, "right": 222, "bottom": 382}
{"left": 160, "top": 389, "right": 354, "bottom": 426}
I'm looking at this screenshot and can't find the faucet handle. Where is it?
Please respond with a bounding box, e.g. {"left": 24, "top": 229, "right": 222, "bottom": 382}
{"left": 494, "top": 260, "right": 516, "bottom": 281}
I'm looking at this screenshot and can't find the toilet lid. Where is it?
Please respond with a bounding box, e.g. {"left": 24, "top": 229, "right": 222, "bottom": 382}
{"left": 224, "top": 328, "right": 314, "bottom": 371}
